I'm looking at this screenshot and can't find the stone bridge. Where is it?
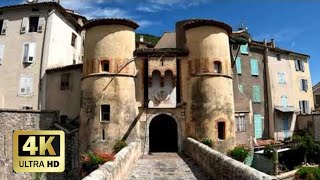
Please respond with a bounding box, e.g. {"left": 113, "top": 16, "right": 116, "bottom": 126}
{"left": 83, "top": 138, "right": 276, "bottom": 180}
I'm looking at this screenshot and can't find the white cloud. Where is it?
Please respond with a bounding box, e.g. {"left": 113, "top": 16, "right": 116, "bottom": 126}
{"left": 137, "top": 0, "right": 207, "bottom": 12}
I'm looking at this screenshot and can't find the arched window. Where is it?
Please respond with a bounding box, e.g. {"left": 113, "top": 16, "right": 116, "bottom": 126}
{"left": 213, "top": 61, "right": 222, "bottom": 74}
{"left": 151, "top": 70, "right": 161, "bottom": 87}
{"left": 164, "top": 70, "right": 174, "bottom": 87}
{"left": 101, "top": 60, "right": 110, "bottom": 72}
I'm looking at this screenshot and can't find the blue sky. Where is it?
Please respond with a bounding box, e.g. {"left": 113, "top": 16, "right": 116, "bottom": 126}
{"left": 1, "top": 0, "right": 320, "bottom": 84}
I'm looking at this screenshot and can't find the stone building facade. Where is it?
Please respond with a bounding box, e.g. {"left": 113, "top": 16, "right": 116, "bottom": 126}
{"left": 0, "top": 2, "right": 85, "bottom": 110}
{"left": 314, "top": 82, "right": 320, "bottom": 111}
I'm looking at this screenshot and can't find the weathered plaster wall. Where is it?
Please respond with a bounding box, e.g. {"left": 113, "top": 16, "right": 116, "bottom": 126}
{"left": 184, "top": 138, "right": 276, "bottom": 180}
{"left": 266, "top": 51, "right": 295, "bottom": 140}
{"left": 46, "top": 66, "right": 82, "bottom": 119}
{"left": 0, "top": 109, "right": 58, "bottom": 180}
{"left": 83, "top": 141, "right": 142, "bottom": 180}
{"left": 181, "top": 26, "right": 235, "bottom": 153}
{"left": 289, "top": 55, "right": 314, "bottom": 112}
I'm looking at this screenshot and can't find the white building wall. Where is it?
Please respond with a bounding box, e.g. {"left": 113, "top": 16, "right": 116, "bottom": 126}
{"left": 46, "top": 11, "right": 82, "bottom": 67}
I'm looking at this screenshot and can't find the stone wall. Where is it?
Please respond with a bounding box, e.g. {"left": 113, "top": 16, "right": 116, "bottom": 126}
{"left": 296, "top": 114, "right": 320, "bottom": 141}
{"left": 184, "top": 138, "right": 276, "bottom": 180}
{"left": 0, "top": 109, "right": 58, "bottom": 180}
{"left": 83, "top": 141, "right": 142, "bottom": 180}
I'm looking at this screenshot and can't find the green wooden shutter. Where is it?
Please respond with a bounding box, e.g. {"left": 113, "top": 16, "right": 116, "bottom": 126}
{"left": 236, "top": 57, "right": 242, "bottom": 74}
{"left": 250, "top": 59, "right": 259, "bottom": 76}
{"left": 254, "top": 114, "right": 263, "bottom": 139}
{"left": 239, "top": 84, "right": 243, "bottom": 93}
{"left": 240, "top": 44, "right": 249, "bottom": 54}
{"left": 253, "top": 86, "right": 261, "bottom": 102}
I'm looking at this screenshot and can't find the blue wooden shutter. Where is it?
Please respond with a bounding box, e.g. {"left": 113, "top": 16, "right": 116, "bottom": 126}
{"left": 236, "top": 57, "right": 242, "bottom": 74}
{"left": 283, "top": 117, "right": 289, "bottom": 139}
{"left": 240, "top": 44, "right": 249, "bottom": 54}
{"left": 254, "top": 114, "right": 263, "bottom": 139}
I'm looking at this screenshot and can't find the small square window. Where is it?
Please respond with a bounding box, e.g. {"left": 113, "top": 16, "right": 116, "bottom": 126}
{"left": 276, "top": 54, "right": 281, "bottom": 61}
{"left": 101, "top": 60, "right": 110, "bottom": 72}
{"left": 101, "top": 105, "right": 110, "bottom": 122}
{"left": 60, "top": 73, "right": 70, "bottom": 90}
{"left": 218, "top": 122, "right": 225, "bottom": 140}
{"left": 29, "top": 16, "right": 39, "bottom": 32}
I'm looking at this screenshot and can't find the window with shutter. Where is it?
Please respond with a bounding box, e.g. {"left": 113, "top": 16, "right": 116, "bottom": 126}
{"left": 21, "top": 17, "right": 29, "bottom": 33}
{"left": 23, "top": 42, "right": 36, "bottom": 63}
{"left": 19, "top": 75, "right": 33, "bottom": 96}
{"left": 37, "top": 17, "right": 45, "bottom": 32}
{"left": 23, "top": 43, "right": 29, "bottom": 62}
{"left": 253, "top": 86, "right": 261, "bottom": 102}
{"left": 0, "top": 19, "right": 8, "bottom": 35}
{"left": 254, "top": 114, "right": 263, "bottom": 139}
{"left": 250, "top": 59, "right": 259, "bottom": 76}
{"left": 236, "top": 57, "right": 242, "bottom": 74}
{"left": 238, "top": 84, "right": 243, "bottom": 93}
{"left": 0, "top": 44, "right": 4, "bottom": 64}
{"left": 240, "top": 44, "right": 249, "bottom": 55}
{"left": 281, "top": 96, "right": 288, "bottom": 107}
{"left": 278, "top": 73, "right": 286, "bottom": 84}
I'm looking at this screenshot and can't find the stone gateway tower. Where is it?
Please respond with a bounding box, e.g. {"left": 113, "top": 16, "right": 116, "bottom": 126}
{"left": 80, "top": 19, "right": 139, "bottom": 153}
{"left": 177, "top": 19, "right": 236, "bottom": 152}
{"left": 79, "top": 18, "right": 236, "bottom": 154}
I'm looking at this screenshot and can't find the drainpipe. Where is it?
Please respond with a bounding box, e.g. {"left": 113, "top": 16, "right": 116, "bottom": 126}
{"left": 37, "top": 8, "right": 53, "bottom": 110}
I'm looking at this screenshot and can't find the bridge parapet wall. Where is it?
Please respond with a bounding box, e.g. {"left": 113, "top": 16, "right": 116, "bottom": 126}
{"left": 184, "top": 138, "right": 276, "bottom": 180}
{"left": 83, "top": 141, "right": 142, "bottom": 180}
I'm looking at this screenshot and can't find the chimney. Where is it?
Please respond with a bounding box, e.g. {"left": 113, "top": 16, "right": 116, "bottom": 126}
{"left": 139, "top": 35, "right": 144, "bottom": 42}
{"left": 263, "top": 39, "right": 267, "bottom": 46}
{"left": 271, "top": 38, "right": 276, "bottom": 48}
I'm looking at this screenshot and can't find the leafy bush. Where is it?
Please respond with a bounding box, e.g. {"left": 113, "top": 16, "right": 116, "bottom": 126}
{"left": 201, "top": 138, "right": 213, "bottom": 147}
{"left": 81, "top": 151, "right": 115, "bottom": 175}
{"left": 113, "top": 140, "right": 127, "bottom": 153}
{"left": 295, "top": 167, "right": 320, "bottom": 180}
{"left": 228, "top": 145, "right": 250, "bottom": 162}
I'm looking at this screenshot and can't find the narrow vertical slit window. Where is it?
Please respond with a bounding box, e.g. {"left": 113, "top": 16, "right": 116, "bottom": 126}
{"left": 218, "top": 122, "right": 225, "bottom": 140}
{"left": 102, "top": 129, "right": 106, "bottom": 141}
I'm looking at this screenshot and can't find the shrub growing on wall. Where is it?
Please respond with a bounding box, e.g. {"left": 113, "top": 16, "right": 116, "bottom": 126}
{"left": 201, "top": 138, "right": 213, "bottom": 147}
{"left": 228, "top": 145, "right": 250, "bottom": 162}
{"left": 113, "top": 140, "right": 128, "bottom": 153}
{"left": 295, "top": 167, "right": 320, "bottom": 180}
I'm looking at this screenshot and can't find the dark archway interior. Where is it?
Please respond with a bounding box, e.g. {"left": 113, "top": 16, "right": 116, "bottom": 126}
{"left": 149, "top": 114, "right": 178, "bottom": 152}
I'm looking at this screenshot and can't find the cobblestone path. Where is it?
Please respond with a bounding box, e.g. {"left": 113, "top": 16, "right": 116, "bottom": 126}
{"left": 126, "top": 153, "right": 211, "bottom": 180}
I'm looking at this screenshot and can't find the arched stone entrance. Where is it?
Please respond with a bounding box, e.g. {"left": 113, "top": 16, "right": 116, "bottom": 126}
{"left": 149, "top": 114, "right": 178, "bottom": 152}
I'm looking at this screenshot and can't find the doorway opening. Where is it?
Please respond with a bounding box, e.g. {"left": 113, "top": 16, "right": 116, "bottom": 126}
{"left": 149, "top": 114, "right": 178, "bottom": 152}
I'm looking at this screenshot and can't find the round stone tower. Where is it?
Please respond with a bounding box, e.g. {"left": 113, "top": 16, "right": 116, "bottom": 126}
{"left": 178, "top": 19, "right": 235, "bottom": 153}
{"left": 80, "top": 19, "right": 139, "bottom": 153}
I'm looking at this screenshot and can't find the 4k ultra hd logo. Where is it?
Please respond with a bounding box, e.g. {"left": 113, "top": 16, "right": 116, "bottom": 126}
{"left": 13, "top": 130, "right": 65, "bottom": 172}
